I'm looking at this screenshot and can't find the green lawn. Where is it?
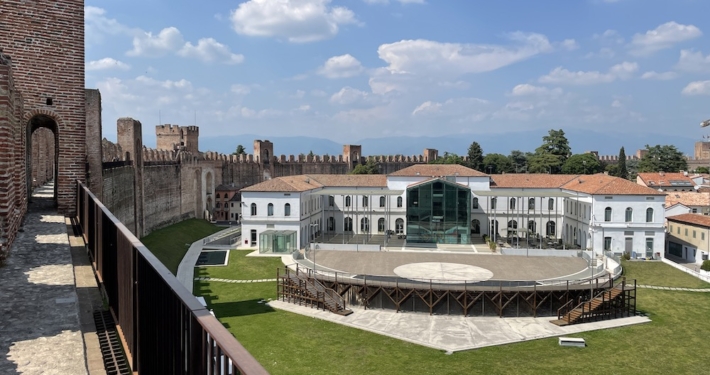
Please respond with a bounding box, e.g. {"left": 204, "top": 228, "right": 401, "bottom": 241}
{"left": 145, "top": 222, "right": 710, "bottom": 375}
{"left": 140, "top": 219, "right": 222, "bottom": 274}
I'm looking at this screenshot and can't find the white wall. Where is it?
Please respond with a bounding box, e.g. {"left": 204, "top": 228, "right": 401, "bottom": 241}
{"left": 241, "top": 191, "right": 303, "bottom": 247}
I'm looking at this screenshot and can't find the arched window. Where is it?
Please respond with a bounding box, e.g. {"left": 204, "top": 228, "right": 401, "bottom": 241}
{"left": 508, "top": 220, "right": 518, "bottom": 229}
{"left": 216, "top": 203, "right": 221, "bottom": 208}
{"left": 528, "top": 220, "right": 536, "bottom": 234}
{"left": 284, "top": 203, "right": 291, "bottom": 216}
{"left": 328, "top": 217, "right": 335, "bottom": 231}
{"left": 345, "top": 196, "right": 351, "bottom": 207}
{"left": 361, "top": 217, "right": 369, "bottom": 232}
{"left": 215, "top": 193, "right": 220, "bottom": 199}
{"left": 491, "top": 198, "right": 497, "bottom": 210}
{"left": 491, "top": 220, "right": 499, "bottom": 236}
{"left": 548, "top": 198, "right": 554, "bottom": 210}
{"left": 546, "top": 221, "right": 556, "bottom": 236}
{"left": 471, "top": 219, "right": 480, "bottom": 234}
{"left": 395, "top": 218, "right": 404, "bottom": 234}
{"left": 379, "top": 196, "right": 386, "bottom": 207}
{"left": 363, "top": 196, "right": 368, "bottom": 207}
{"left": 378, "top": 218, "right": 385, "bottom": 232}
{"left": 625, "top": 207, "right": 633, "bottom": 222}
{"left": 646, "top": 208, "right": 654, "bottom": 223}
{"left": 472, "top": 197, "right": 479, "bottom": 209}
{"left": 509, "top": 198, "right": 516, "bottom": 210}
{"left": 605, "top": 207, "right": 612, "bottom": 222}
{"left": 250, "top": 203, "right": 257, "bottom": 216}
{"left": 528, "top": 198, "right": 535, "bottom": 210}
{"left": 329, "top": 195, "right": 335, "bottom": 207}
{"left": 397, "top": 196, "right": 403, "bottom": 208}
{"left": 267, "top": 203, "right": 274, "bottom": 216}
{"left": 344, "top": 217, "right": 353, "bottom": 232}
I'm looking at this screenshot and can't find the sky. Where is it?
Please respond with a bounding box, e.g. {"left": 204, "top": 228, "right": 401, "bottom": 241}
{"left": 85, "top": 0, "right": 710, "bottom": 155}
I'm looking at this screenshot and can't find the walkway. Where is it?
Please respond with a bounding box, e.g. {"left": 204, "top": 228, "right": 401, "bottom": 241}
{"left": 637, "top": 285, "right": 710, "bottom": 292}
{"left": 177, "top": 227, "right": 241, "bottom": 293}
{"left": 0, "top": 184, "right": 89, "bottom": 374}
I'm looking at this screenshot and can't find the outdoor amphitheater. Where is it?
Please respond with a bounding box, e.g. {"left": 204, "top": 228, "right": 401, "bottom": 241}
{"left": 278, "top": 236, "right": 636, "bottom": 325}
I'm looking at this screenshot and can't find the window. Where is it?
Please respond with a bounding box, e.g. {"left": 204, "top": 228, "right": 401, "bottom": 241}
{"left": 625, "top": 207, "right": 633, "bottom": 222}
{"left": 528, "top": 198, "right": 535, "bottom": 210}
{"left": 491, "top": 198, "right": 497, "bottom": 210}
{"left": 509, "top": 198, "right": 516, "bottom": 210}
{"left": 669, "top": 224, "right": 673, "bottom": 232}
{"left": 360, "top": 217, "right": 369, "bottom": 232}
{"left": 508, "top": 220, "right": 518, "bottom": 229}
{"left": 491, "top": 220, "right": 499, "bottom": 236}
{"left": 378, "top": 218, "right": 385, "bottom": 232}
{"left": 344, "top": 217, "right": 353, "bottom": 232}
{"left": 379, "top": 196, "right": 386, "bottom": 207}
{"left": 231, "top": 203, "right": 234, "bottom": 208}
{"left": 397, "top": 196, "right": 403, "bottom": 208}
{"left": 528, "top": 220, "right": 536, "bottom": 233}
{"left": 677, "top": 226, "right": 680, "bottom": 234}
{"left": 395, "top": 218, "right": 404, "bottom": 234}
{"left": 267, "top": 203, "right": 274, "bottom": 216}
{"left": 693, "top": 230, "right": 696, "bottom": 238}
{"left": 345, "top": 196, "right": 351, "bottom": 207}
{"left": 646, "top": 208, "right": 654, "bottom": 223}
{"left": 216, "top": 203, "right": 221, "bottom": 208}
{"left": 251, "top": 229, "right": 257, "bottom": 245}
{"left": 692, "top": 208, "right": 698, "bottom": 214}
{"left": 471, "top": 219, "right": 481, "bottom": 234}
{"left": 548, "top": 198, "right": 554, "bottom": 210}
{"left": 216, "top": 193, "right": 220, "bottom": 199}
{"left": 329, "top": 195, "right": 334, "bottom": 207}
{"left": 328, "top": 217, "right": 335, "bottom": 231}
{"left": 604, "top": 207, "right": 612, "bottom": 222}
{"left": 250, "top": 203, "right": 257, "bottom": 216}
{"left": 284, "top": 203, "right": 291, "bottom": 216}
{"left": 546, "top": 221, "right": 556, "bottom": 236}
{"left": 645, "top": 238, "right": 654, "bottom": 258}
{"left": 473, "top": 197, "right": 479, "bottom": 209}
{"left": 685, "top": 228, "right": 688, "bottom": 236}
{"left": 363, "top": 196, "right": 368, "bottom": 207}
{"left": 703, "top": 232, "right": 706, "bottom": 241}
{"left": 604, "top": 237, "right": 612, "bottom": 251}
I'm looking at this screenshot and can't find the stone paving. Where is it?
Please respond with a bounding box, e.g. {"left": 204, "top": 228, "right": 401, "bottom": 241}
{"left": 637, "top": 285, "right": 710, "bottom": 292}
{"left": 194, "top": 277, "right": 276, "bottom": 284}
{"left": 0, "top": 184, "right": 88, "bottom": 375}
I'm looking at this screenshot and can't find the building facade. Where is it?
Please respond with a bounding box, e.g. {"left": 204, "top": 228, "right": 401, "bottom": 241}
{"left": 667, "top": 213, "right": 710, "bottom": 264}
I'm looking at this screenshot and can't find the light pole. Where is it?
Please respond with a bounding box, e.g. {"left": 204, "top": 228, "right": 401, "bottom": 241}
{"left": 310, "top": 223, "right": 318, "bottom": 274}
{"left": 582, "top": 160, "right": 587, "bottom": 175}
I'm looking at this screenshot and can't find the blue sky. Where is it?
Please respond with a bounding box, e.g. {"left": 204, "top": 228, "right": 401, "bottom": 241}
{"left": 85, "top": 0, "right": 710, "bottom": 154}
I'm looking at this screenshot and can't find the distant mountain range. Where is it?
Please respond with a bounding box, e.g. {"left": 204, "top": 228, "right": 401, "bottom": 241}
{"left": 200, "top": 129, "right": 698, "bottom": 159}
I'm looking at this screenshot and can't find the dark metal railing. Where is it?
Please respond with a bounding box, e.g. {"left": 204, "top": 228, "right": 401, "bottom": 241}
{"left": 77, "top": 181, "right": 268, "bottom": 375}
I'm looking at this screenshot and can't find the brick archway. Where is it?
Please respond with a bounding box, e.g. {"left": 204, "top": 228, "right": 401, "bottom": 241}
{"left": 25, "top": 111, "right": 61, "bottom": 203}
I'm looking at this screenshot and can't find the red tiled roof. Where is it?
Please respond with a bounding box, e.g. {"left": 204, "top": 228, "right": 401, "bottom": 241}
{"left": 637, "top": 172, "right": 696, "bottom": 187}
{"left": 491, "top": 174, "right": 578, "bottom": 188}
{"left": 388, "top": 164, "right": 487, "bottom": 177}
{"left": 665, "top": 192, "right": 710, "bottom": 207}
{"left": 667, "top": 213, "right": 710, "bottom": 228}
{"left": 240, "top": 174, "right": 386, "bottom": 192}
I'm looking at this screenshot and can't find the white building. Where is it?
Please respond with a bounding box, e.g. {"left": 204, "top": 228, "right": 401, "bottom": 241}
{"left": 240, "top": 165, "right": 666, "bottom": 258}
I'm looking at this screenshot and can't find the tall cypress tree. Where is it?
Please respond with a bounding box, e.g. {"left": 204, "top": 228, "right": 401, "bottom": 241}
{"left": 618, "top": 147, "right": 628, "bottom": 179}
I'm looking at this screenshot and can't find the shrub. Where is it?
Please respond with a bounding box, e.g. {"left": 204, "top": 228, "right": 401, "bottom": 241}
{"left": 488, "top": 240, "right": 497, "bottom": 252}
{"left": 622, "top": 251, "right": 631, "bottom": 261}
{"left": 701, "top": 260, "right": 710, "bottom": 272}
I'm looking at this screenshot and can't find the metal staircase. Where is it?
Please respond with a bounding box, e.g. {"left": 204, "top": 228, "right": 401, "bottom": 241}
{"left": 551, "top": 278, "right": 634, "bottom": 326}
{"left": 278, "top": 267, "right": 353, "bottom": 316}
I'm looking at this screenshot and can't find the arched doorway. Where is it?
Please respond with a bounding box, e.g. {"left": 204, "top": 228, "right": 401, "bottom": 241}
{"left": 471, "top": 219, "right": 481, "bottom": 236}
{"left": 395, "top": 218, "right": 404, "bottom": 234}
{"left": 26, "top": 115, "right": 59, "bottom": 204}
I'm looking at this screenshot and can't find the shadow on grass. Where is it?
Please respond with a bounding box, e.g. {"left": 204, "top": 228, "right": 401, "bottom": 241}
{"left": 211, "top": 299, "right": 277, "bottom": 323}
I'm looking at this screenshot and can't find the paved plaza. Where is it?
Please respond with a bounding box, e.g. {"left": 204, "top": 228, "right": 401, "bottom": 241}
{"left": 0, "top": 184, "right": 89, "bottom": 374}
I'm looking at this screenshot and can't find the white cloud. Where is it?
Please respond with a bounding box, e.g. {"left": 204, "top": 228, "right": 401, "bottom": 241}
{"left": 640, "top": 71, "right": 678, "bottom": 80}
{"left": 178, "top": 38, "right": 244, "bottom": 64}
{"left": 377, "top": 34, "right": 553, "bottom": 76}
{"left": 84, "top": 6, "right": 134, "bottom": 44}
{"left": 329, "top": 87, "right": 372, "bottom": 105}
{"left": 629, "top": 21, "right": 702, "bottom": 56}
{"left": 230, "top": 84, "right": 251, "bottom": 95}
{"left": 510, "top": 84, "right": 563, "bottom": 97}
{"left": 560, "top": 39, "right": 579, "bottom": 51}
{"left": 411, "top": 98, "right": 489, "bottom": 123}
{"left": 676, "top": 49, "right": 710, "bottom": 73}
{"left": 127, "top": 27, "right": 185, "bottom": 57}
{"left": 682, "top": 80, "right": 710, "bottom": 95}
{"left": 317, "top": 54, "right": 364, "bottom": 78}
{"left": 584, "top": 48, "right": 615, "bottom": 59}
{"left": 611, "top": 99, "right": 622, "bottom": 108}
{"left": 363, "top": 0, "right": 425, "bottom": 4}
{"left": 539, "top": 62, "right": 638, "bottom": 85}
{"left": 230, "top": 0, "right": 358, "bottom": 43}
{"left": 86, "top": 58, "right": 130, "bottom": 71}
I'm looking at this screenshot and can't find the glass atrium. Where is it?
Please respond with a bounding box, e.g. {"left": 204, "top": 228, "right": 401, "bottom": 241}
{"left": 406, "top": 179, "right": 471, "bottom": 244}
{"left": 259, "top": 230, "right": 297, "bottom": 254}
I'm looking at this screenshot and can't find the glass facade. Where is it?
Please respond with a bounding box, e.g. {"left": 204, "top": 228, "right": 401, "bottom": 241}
{"left": 259, "top": 230, "right": 297, "bottom": 254}
{"left": 406, "top": 179, "right": 471, "bottom": 244}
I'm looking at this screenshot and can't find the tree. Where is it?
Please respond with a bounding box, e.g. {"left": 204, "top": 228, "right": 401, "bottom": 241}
{"left": 618, "top": 147, "right": 628, "bottom": 179}
{"left": 308, "top": 150, "right": 314, "bottom": 157}
{"left": 351, "top": 158, "right": 380, "bottom": 174}
{"left": 232, "top": 144, "right": 246, "bottom": 155}
{"left": 508, "top": 150, "right": 528, "bottom": 171}
{"left": 527, "top": 152, "right": 562, "bottom": 174}
{"left": 561, "top": 153, "right": 603, "bottom": 174}
{"left": 626, "top": 159, "right": 639, "bottom": 180}
{"left": 429, "top": 152, "right": 466, "bottom": 165}
{"left": 696, "top": 166, "right": 710, "bottom": 174}
{"left": 605, "top": 163, "right": 620, "bottom": 177}
{"left": 482, "top": 153, "right": 513, "bottom": 174}
{"left": 466, "top": 141, "right": 484, "bottom": 171}
{"left": 535, "top": 129, "right": 571, "bottom": 165}
{"left": 637, "top": 145, "right": 688, "bottom": 173}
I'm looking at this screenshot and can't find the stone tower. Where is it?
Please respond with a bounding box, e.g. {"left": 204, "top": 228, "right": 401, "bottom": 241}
{"left": 181, "top": 126, "right": 199, "bottom": 154}
{"left": 423, "top": 148, "right": 439, "bottom": 162}
{"left": 343, "top": 145, "right": 362, "bottom": 168}
{"left": 254, "top": 139, "right": 274, "bottom": 164}
{"left": 0, "top": 0, "right": 86, "bottom": 214}
{"left": 155, "top": 124, "right": 199, "bottom": 154}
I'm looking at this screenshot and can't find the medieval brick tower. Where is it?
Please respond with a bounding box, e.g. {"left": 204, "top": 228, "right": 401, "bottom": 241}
{"left": 0, "top": 0, "right": 86, "bottom": 214}
{"left": 156, "top": 124, "right": 199, "bottom": 154}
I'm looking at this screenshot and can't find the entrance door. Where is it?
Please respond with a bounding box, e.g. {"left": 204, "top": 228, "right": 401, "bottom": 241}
{"left": 625, "top": 237, "right": 633, "bottom": 256}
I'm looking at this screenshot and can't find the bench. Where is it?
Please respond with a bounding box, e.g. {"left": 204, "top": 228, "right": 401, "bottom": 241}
{"left": 558, "top": 337, "right": 586, "bottom": 347}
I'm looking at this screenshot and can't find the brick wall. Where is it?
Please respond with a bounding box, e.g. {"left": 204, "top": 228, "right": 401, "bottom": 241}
{"left": 0, "top": 0, "right": 86, "bottom": 215}
{"left": 143, "top": 163, "right": 186, "bottom": 234}
{"left": 102, "top": 166, "right": 136, "bottom": 234}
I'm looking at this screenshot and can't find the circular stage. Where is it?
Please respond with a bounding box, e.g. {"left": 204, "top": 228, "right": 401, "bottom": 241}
{"left": 309, "top": 250, "right": 589, "bottom": 283}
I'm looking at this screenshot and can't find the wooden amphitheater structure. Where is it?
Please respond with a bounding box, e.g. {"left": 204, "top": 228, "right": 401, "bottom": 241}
{"left": 277, "top": 265, "right": 637, "bottom": 326}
